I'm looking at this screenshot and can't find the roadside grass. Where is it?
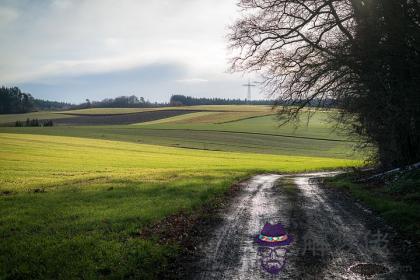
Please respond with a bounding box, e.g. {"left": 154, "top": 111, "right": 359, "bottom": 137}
{"left": 0, "top": 133, "right": 360, "bottom": 279}
{"left": 324, "top": 171, "right": 420, "bottom": 243}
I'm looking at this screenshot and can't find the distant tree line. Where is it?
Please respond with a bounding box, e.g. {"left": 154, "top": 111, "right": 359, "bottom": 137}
{"left": 0, "top": 86, "right": 74, "bottom": 113}
{"left": 75, "top": 95, "right": 155, "bottom": 109}
{"left": 15, "top": 119, "right": 53, "bottom": 127}
{"left": 169, "top": 94, "right": 335, "bottom": 107}
{"left": 170, "top": 95, "right": 275, "bottom": 106}
{"left": 33, "top": 99, "right": 73, "bottom": 111}
{"left": 0, "top": 87, "right": 158, "bottom": 114}
{"left": 2, "top": 86, "right": 336, "bottom": 116}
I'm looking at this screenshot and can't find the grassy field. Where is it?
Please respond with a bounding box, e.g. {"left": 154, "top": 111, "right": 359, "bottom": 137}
{"left": 136, "top": 110, "right": 274, "bottom": 125}
{"left": 0, "top": 106, "right": 274, "bottom": 127}
{"left": 0, "top": 105, "right": 332, "bottom": 124}
{"left": 0, "top": 105, "right": 364, "bottom": 278}
{"left": 0, "top": 133, "right": 359, "bottom": 279}
{"left": 58, "top": 105, "right": 273, "bottom": 115}
{"left": 0, "top": 125, "right": 356, "bottom": 159}
{"left": 137, "top": 111, "right": 346, "bottom": 139}
{"left": 0, "top": 108, "right": 359, "bottom": 159}
{"left": 0, "top": 111, "right": 76, "bottom": 124}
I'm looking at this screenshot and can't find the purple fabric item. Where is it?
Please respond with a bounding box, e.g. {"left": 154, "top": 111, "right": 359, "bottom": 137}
{"left": 255, "top": 223, "right": 293, "bottom": 246}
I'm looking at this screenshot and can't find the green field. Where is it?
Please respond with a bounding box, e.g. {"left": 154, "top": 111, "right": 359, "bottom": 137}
{"left": 58, "top": 105, "right": 273, "bottom": 115}
{"left": 137, "top": 111, "right": 346, "bottom": 139}
{"left": 0, "top": 125, "right": 356, "bottom": 159}
{"left": 0, "top": 105, "right": 303, "bottom": 124}
{"left": 0, "top": 111, "right": 76, "bottom": 124}
{"left": 0, "top": 107, "right": 358, "bottom": 159}
{"left": 135, "top": 110, "right": 273, "bottom": 124}
{"left": 0, "top": 106, "right": 362, "bottom": 279}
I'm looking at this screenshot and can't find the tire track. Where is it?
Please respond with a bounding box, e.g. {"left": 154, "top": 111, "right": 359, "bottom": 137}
{"left": 188, "top": 173, "right": 419, "bottom": 280}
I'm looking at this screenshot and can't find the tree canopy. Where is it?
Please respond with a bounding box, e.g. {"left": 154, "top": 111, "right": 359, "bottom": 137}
{"left": 0, "top": 86, "right": 74, "bottom": 113}
{"left": 76, "top": 95, "right": 152, "bottom": 109}
{"left": 0, "top": 87, "right": 34, "bottom": 114}
{"left": 229, "top": 0, "right": 420, "bottom": 168}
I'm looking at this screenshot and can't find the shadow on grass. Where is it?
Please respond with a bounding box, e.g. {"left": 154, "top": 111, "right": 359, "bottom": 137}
{"left": 0, "top": 173, "right": 247, "bottom": 279}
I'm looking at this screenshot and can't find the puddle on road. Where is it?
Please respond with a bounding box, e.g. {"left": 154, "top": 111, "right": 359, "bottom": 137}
{"left": 349, "top": 263, "right": 389, "bottom": 278}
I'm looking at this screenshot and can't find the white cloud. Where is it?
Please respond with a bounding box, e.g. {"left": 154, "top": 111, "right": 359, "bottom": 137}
{"left": 0, "top": 0, "right": 240, "bottom": 83}
{"left": 50, "top": 0, "right": 72, "bottom": 11}
{"left": 175, "top": 78, "right": 209, "bottom": 84}
{"left": 0, "top": 0, "right": 270, "bottom": 101}
{"left": 0, "top": 7, "right": 18, "bottom": 27}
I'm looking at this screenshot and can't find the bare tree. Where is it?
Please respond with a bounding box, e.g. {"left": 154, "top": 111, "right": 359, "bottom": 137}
{"left": 229, "top": 0, "right": 420, "bottom": 168}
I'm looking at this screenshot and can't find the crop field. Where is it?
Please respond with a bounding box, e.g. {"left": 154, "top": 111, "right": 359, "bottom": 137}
{"left": 0, "top": 111, "right": 76, "bottom": 124}
{"left": 0, "top": 105, "right": 272, "bottom": 126}
{"left": 137, "top": 111, "right": 346, "bottom": 139}
{"left": 58, "top": 105, "right": 273, "bottom": 115}
{"left": 0, "top": 125, "right": 356, "bottom": 159}
{"left": 0, "top": 105, "right": 362, "bottom": 278}
{"left": 0, "top": 106, "right": 358, "bottom": 158}
{"left": 52, "top": 110, "right": 200, "bottom": 126}
{"left": 137, "top": 110, "right": 274, "bottom": 125}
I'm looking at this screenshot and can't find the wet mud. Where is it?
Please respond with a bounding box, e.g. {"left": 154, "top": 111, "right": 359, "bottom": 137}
{"left": 187, "top": 173, "right": 419, "bottom": 280}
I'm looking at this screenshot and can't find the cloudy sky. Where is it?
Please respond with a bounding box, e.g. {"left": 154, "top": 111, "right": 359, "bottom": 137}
{"left": 0, "top": 0, "right": 264, "bottom": 103}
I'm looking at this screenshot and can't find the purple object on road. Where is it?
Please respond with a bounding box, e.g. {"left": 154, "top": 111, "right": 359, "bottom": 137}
{"left": 256, "top": 222, "right": 293, "bottom": 247}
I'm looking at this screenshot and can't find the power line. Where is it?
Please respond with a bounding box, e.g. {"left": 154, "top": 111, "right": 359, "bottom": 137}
{"left": 242, "top": 79, "right": 257, "bottom": 100}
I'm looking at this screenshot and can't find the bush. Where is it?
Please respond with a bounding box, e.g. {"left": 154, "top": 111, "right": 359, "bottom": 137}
{"left": 17, "top": 118, "right": 43, "bottom": 127}
{"left": 30, "top": 119, "right": 39, "bottom": 127}
{"left": 42, "top": 120, "right": 54, "bottom": 127}
{"left": 387, "top": 170, "right": 420, "bottom": 195}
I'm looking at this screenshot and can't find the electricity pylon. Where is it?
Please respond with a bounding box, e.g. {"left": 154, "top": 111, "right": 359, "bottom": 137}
{"left": 242, "top": 79, "right": 257, "bottom": 101}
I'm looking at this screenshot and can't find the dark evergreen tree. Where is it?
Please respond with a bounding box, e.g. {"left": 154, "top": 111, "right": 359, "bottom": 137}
{"left": 0, "top": 87, "right": 35, "bottom": 114}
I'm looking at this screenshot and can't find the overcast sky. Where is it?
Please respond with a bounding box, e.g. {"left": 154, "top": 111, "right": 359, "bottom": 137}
{"left": 0, "top": 0, "right": 264, "bottom": 103}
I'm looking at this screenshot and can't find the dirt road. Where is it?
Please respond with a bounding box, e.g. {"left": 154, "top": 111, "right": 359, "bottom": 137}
{"left": 188, "top": 173, "right": 419, "bottom": 279}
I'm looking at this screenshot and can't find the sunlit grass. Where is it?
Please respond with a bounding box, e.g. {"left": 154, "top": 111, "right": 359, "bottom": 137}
{"left": 0, "top": 133, "right": 360, "bottom": 278}
{"left": 141, "top": 111, "right": 346, "bottom": 140}
{"left": 0, "top": 118, "right": 359, "bottom": 159}
{"left": 135, "top": 111, "right": 273, "bottom": 125}
{"left": 0, "top": 133, "right": 358, "bottom": 192}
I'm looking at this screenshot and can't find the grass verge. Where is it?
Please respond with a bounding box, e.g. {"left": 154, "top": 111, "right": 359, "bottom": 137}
{"left": 324, "top": 170, "right": 420, "bottom": 244}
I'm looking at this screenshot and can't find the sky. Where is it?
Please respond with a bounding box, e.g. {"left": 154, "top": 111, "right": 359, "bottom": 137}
{"left": 0, "top": 0, "right": 265, "bottom": 103}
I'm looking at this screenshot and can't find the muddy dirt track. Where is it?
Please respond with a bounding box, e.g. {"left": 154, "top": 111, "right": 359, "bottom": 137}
{"left": 187, "top": 173, "right": 419, "bottom": 280}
